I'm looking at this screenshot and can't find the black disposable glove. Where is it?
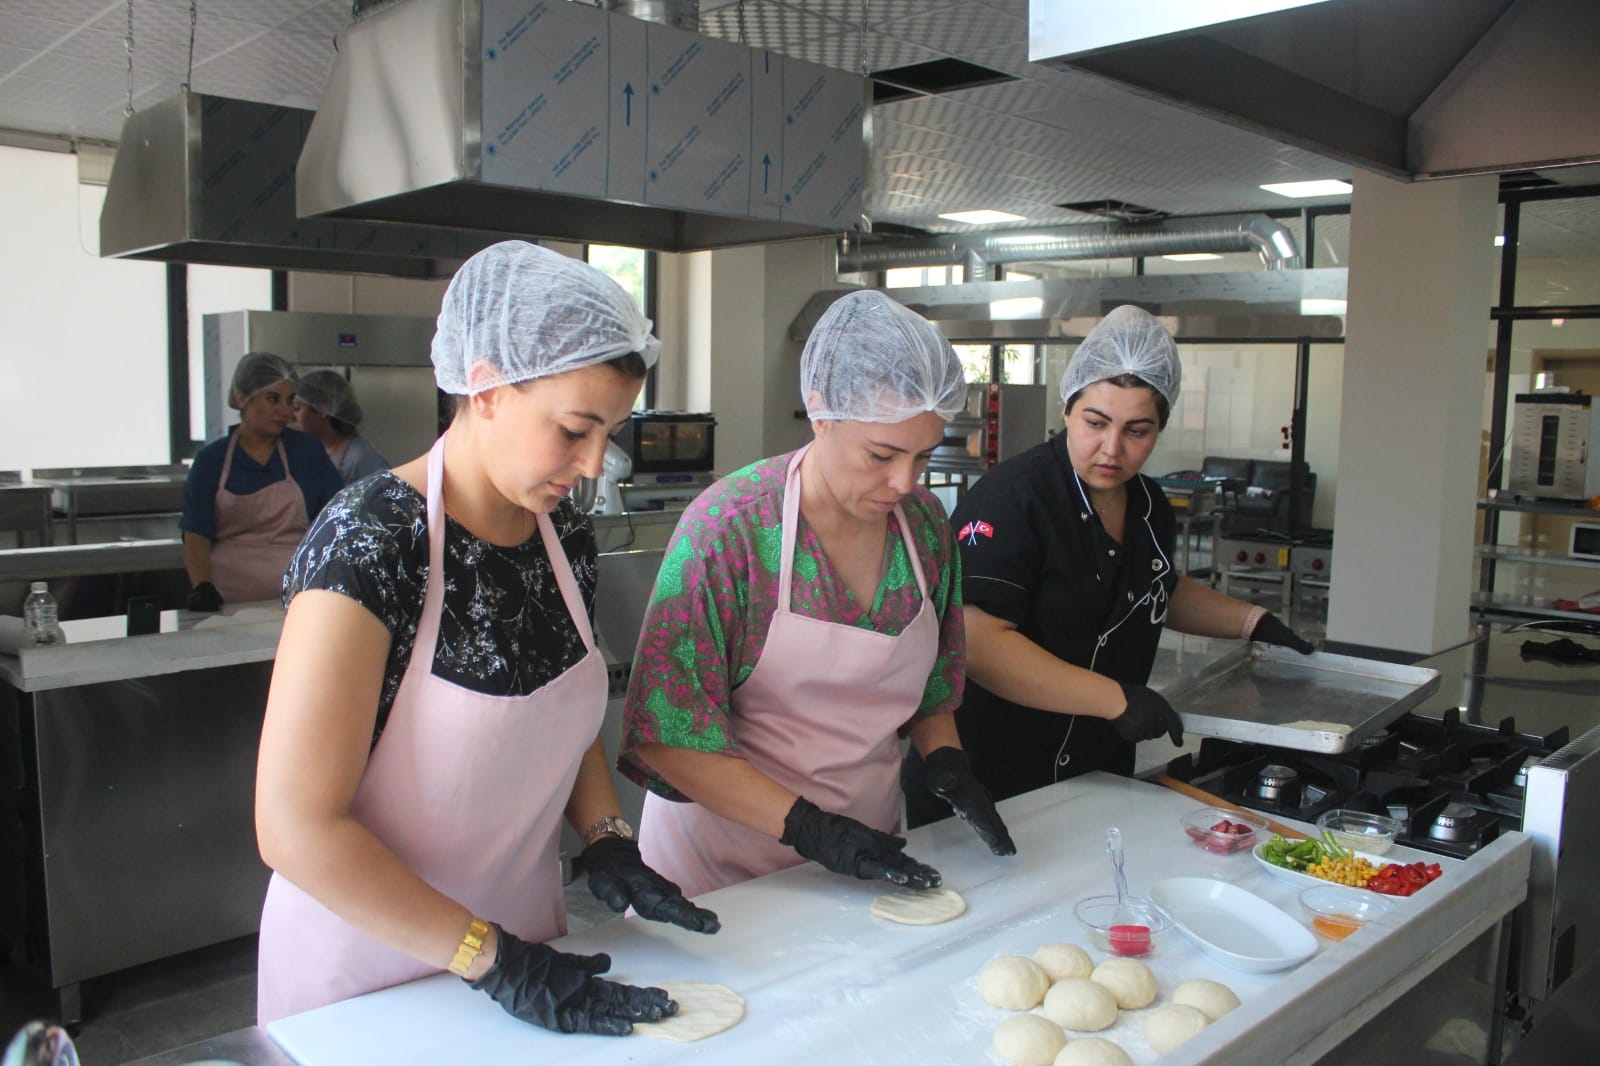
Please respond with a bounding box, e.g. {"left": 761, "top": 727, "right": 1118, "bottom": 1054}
{"left": 1112, "top": 683, "right": 1184, "bottom": 745}
{"left": 780, "top": 796, "right": 941, "bottom": 889}
{"left": 921, "top": 747, "right": 1016, "bottom": 856}
{"left": 582, "top": 835, "right": 720, "bottom": 934}
{"left": 1251, "top": 612, "right": 1316, "bottom": 654}
{"left": 470, "top": 924, "right": 676, "bottom": 1036}
{"left": 185, "top": 581, "right": 223, "bottom": 612}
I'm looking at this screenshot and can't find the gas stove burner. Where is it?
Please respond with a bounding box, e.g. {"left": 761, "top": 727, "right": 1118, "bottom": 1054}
{"left": 1252, "top": 763, "right": 1303, "bottom": 807}
{"left": 1428, "top": 802, "right": 1482, "bottom": 842}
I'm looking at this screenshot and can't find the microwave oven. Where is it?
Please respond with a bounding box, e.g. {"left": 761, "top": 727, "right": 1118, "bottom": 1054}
{"left": 1507, "top": 394, "right": 1600, "bottom": 501}
{"left": 616, "top": 411, "right": 717, "bottom": 474}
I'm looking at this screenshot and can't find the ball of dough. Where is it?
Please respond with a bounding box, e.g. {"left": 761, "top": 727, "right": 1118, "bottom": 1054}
{"left": 1089, "top": 957, "right": 1157, "bottom": 1010}
{"left": 1039, "top": 978, "right": 1119, "bottom": 1032}
{"left": 979, "top": 956, "right": 1052, "bottom": 1011}
{"left": 993, "top": 1013, "right": 1067, "bottom": 1066}
{"left": 1172, "top": 978, "right": 1240, "bottom": 1022}
{"left": 1053, "top": 1037, "right": 1134, "bottom": 1066}
{"left": 1032, "top": 943, "right": 1094, "bottom": 982}
{"left": 1146, "top": 1003, "right": 1211, "bottom": 1054}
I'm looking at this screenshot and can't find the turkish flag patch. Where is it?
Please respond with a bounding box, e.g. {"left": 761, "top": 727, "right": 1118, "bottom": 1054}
{"left": 959, "top": 520, "right": 994, "bottom": 545}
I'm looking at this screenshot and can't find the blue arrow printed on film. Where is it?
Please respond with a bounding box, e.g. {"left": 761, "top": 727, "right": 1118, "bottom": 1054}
{"left": 624, "top": 82, "right": 634, "bottom": 125}
{"left": 762, "top": 153, "right": 771, "bottom": 194}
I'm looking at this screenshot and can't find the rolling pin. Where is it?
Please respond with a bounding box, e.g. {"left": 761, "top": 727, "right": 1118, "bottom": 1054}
{"left": 1154, "top": 774, "right": 1309, "bottom": 840}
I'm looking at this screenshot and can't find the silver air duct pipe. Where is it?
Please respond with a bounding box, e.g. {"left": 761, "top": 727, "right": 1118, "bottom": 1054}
{"left": 837, "top": 213, "right": 1303, "bottom": 274}
{"left": 603, "top": 1, "right": 699, "bottom": 30}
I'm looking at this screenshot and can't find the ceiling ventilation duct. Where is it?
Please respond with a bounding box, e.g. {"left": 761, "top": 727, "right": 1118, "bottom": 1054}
{"left": 98, "top": 92, "right": 502, "bottom": 277}
{"left": 1028, "top": 0, "right": 1600, "bottom": 180}
{"left": 836, "top": 214, "right": 1303, "bottom": 275}
{"left": 296, "top": 0, "right": 868, "bottom": 252}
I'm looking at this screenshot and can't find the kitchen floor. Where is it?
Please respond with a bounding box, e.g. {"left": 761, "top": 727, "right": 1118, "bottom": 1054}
{"left": 0, "top": 587, "right": 1525, "bottom": 1065}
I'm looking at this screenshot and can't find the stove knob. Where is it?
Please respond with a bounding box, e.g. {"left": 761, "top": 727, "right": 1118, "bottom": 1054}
{"left": 1254, "top": 551, "right": 1266, "bottom": 564}
{"left": 1312, "top": 558, "right": 1325, "bottom": 571}
{"left": 1235, "top": 550, "right": 1248, "bottom": 563}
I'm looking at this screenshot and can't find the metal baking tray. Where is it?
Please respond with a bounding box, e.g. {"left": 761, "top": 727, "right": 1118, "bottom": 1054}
{"left": 1160, "top": 644, "right": 1442, "bottom": 753}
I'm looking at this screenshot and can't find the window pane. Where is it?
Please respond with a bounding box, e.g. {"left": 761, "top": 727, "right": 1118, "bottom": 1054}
{"left": 1000, "top": 344, "right": 1037, "bottom": 384}
{"left": 586, "top": 244, "right": 647, "bottom": 310}
{"left": 1513, "top": 194, "right": 1600, "bottom": 306}
{"left": 953, "top": 343, "right": 992, "bottom": 384}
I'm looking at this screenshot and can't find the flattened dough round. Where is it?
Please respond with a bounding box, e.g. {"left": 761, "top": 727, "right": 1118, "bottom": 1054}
{"left": 1146, "top": 1003, "right": 1211, "bottom": 1054}
{"left": 1172, "top": 978, "right": 1240, "bottom": 1022}
{"left": 1053, "top": 1036, "right": 1134, "bottom": 1066}
{"left": 993, "top": 1013, "right": 1066, "bottom": 1066}
{"left": 1039, "top": 977, "right": 1119, "bottom": 1032}
{"left": 631, "top": 982, "right": 745, "bottom": 1043}
{"left": 869, "top": 886, "right": 967, "bottom": 925}
{"left": 1032, "top": 943, "right": 1093, "bottom": 981}
{"left": 1089, "top": 958, "right": 1157, "bottom": 1010}
{"left": 979, "top": 956, "right": 1051, "bottom": 1011}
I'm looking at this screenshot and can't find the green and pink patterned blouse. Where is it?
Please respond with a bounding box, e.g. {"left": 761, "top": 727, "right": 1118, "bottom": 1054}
{"left": 619, "top": 450, "right": 965, "bottom": 799}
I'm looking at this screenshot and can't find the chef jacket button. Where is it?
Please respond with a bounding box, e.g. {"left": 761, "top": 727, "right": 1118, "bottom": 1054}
{"left": 1108, "top": 548, "right": 1116, "bottom": 556}
{"left": 1127, "top": 591, "right": 1134, "bottom": 601}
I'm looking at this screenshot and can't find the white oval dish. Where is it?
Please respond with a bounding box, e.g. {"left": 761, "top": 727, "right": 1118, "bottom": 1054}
{"left": 1149, "top": 877, "right": 1318, "bottom": 974}
{"left": 1250, "top": 842, "right": 1399, "bottom": 894}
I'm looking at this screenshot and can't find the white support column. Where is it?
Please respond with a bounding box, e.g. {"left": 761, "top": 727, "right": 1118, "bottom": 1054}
{"left": 1325, "top": 171, "right": 1497, "bottom": 655}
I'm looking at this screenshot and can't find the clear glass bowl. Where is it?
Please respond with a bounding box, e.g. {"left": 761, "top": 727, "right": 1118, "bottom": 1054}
{"left": 1074, "top": 895, "right": 1172, "bottom": 957}
{"left": 1315, "top": 809, "right": 1403, "bottom": 855}
{"left": 1299, "top": 884, "right": 1393, "bottom": 940}
{"left": 1181, "top": 806, "right": 1268, "bottom": 854}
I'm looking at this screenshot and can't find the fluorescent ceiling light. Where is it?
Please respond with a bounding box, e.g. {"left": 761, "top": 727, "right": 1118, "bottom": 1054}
{"left": 1260, "top": 179, "right": 1353, "bottom": 198}
{"left": 1162, "top": 253, "right": 1223, "bottom": 262}
{"left": 989, "top": 297, "right": 1044, "bottom": 320}
{"left": 1301, "top": 298, "right": 1347, "bottom": 315}
{"left": 939, "top": 209, "right": 1026, "bottom": 225}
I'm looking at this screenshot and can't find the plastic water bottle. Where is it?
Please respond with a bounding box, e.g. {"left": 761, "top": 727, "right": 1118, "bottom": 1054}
{"left": 23, "top": 582, "right": 63, "bottom": 645}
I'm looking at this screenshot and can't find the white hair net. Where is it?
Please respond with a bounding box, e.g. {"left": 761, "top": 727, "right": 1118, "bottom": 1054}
{"left": 229, "top": 352, "right": 298, "bottom": 409}
{"left": 1059, "top": 305, "right": 1181, "bottom": 409}
{"left": 431, "top": 240, "right": 660, "bottom": 396}
{"left": 801, "top": 291, "right": 966, "bottom": 423}
{"left": 296, "top": 370, "right": 363, "bottom": 428}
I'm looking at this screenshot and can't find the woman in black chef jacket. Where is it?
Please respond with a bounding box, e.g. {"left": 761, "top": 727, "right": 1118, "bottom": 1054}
{"left": 902, "top": 306, "right": 1315, "bottom": 817}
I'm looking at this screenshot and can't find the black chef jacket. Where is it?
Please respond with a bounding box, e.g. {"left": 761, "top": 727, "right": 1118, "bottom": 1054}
{"left": 945, "top": 432, "right": 1179, "bottom": 803}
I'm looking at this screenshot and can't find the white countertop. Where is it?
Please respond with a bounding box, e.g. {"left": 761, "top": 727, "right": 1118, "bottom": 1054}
{"left": 266, "top": 773, "right": 1531, "bottom": 1066}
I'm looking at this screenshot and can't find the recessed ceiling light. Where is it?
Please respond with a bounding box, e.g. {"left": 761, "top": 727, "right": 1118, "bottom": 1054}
{"left": 1162, "top": 253, "right": 1223, "bottom": 262}
{"left": 1260, "top": 180, "right": 1353, "bottom": 198}
{"left": 1494, "top": 235, "right": 1507, "bottom": 246}
{"left": 939, "top": 209, "right": 1026, "bottom": 225}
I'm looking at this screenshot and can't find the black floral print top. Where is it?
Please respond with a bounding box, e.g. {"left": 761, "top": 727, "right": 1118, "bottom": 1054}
{"left": 283, "top": 472, "right": 597, "bottom": 741}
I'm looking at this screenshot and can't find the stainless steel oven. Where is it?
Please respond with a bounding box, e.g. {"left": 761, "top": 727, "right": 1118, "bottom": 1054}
{"left": 929, "top": 384, "right": 1049, "bottom": 475}
{"left": 616, "top": 412, "right": 717, "bottom": 475}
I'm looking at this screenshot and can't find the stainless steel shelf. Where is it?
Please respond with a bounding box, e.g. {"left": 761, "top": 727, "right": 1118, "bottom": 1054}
{"left": 1476, "top": 546, "right": 1600, "bottom": 571}
{"left": 1471, "top": 595, "right": 1600, "bottom": 624}
{"left": 1477, "top": 496, "right": 1600, "bottom": 517}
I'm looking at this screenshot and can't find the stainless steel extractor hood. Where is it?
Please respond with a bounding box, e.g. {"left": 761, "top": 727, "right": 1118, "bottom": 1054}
{"left": 295, "top": 0, "right": 867, "bottom": 252}
{"left": 1029, "top": 0, "right": 1600, "bottom": 180}
{"left": 98, "top": 92, "right": 502, "bottom": 277}
{"left": 791, "top": 269, "right": 1350, "bottom": 344}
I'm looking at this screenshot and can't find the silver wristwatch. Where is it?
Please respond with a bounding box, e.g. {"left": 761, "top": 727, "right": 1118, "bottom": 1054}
{"left": 580, "top": 814, "right": 635, "bottom": 846}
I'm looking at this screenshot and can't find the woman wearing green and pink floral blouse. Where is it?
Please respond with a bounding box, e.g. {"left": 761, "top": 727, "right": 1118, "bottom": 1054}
{"left": 618, "top": 291, "right": 1016, "bottom": 900}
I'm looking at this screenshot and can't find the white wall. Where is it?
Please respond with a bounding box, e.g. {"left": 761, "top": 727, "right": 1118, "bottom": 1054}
{"left": 1, "top": 146, "right": 169, "bottom": 472}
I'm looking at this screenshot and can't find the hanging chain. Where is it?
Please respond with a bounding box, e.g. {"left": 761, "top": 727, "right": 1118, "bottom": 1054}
{"left": 180, "top": 0, "right": 197, "bottom": 92}
{"left": 858, "top": 0, "right": 871, "bottom": 77}
{"left": 736, "top": 0, "right": 746, "bottom": 48}
{"left": 123, "top": 0, "right": 135, "bottom": 116}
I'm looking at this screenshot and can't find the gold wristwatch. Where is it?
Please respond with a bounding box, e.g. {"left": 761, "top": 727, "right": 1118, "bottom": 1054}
{"left": 448, "top": 916, "right": 491, "bottom": 978}
{"left": 580, "top": 814, "right": 635, "bottom": 846}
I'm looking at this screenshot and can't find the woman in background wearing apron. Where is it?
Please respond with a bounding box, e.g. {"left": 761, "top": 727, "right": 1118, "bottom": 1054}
{"left": 255, "top": 243, "right": 716, "bottom": 1035}
{"left": 178, "top": 353, "right": 342, "bottom": 610}
{"left": 619, "top": 291, "right": 1015, "bottom": 899}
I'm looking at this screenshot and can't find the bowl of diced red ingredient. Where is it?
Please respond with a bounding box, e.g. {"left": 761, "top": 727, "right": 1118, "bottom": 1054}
{"left": 1365, "top": 860, "right": 1443, "bottom": 896}
{"left": 1181, "top": 807, "right": 1269, "bottom": 854}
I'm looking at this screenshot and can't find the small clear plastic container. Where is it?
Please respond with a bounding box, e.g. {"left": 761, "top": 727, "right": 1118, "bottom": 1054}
{"left": 1181, "top": 807, "right": 1268, "bottom": 854}
{"left": 1299, "top": 884, "right": 1393, "bottom": 940}
{"left": 1315, "top": 809, "right": 1403, "bottom": 855}
{"left": 1074, "top": 895, "right": 1172, "bottom": 957}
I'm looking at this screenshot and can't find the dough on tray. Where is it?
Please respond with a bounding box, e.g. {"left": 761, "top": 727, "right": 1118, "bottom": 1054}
{"left": 869, "top": 886, "right": 967, "bottom": 925}
{"left": 992, "top": 1013, "right": 1067, "bottom": 1066}
{"left": 1032, "top": 943, "right": 1093, "bottom": 981}
{"left": 1145, "top": 1003, "right": 1211, "bottom": 1054}
{"left": 631, "top": 982, "right": 745, "bottom": 1043}
{"left": 1172, "top": 978, "right": 1240, "bottom": 1021}
{"left": 979, "top": 956, "right": 1051, "bottom": 1011}
{"left": 1039, "top": 978, "right": 1118, "bottom": 1032}
{"left": 1053, "top": 1036, "right": 1134, "bottom": 1066}
{"left": 1089, "top": 957, "right": 1157, "bottom": 1010}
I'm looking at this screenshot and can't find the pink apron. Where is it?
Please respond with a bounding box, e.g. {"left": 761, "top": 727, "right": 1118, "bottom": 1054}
{"left": 638, "top": 444, "right": 940, "bottom": 898}
{"left": 210, "top": 432, "right": 309, "bottom": 604}
{"left": 256, "top": 435, "right": 608, "bottom": 1023}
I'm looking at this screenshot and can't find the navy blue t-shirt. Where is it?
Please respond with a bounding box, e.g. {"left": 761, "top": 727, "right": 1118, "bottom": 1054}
{"left": 179, "top": 426, "right": 343, "bottom": 540}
